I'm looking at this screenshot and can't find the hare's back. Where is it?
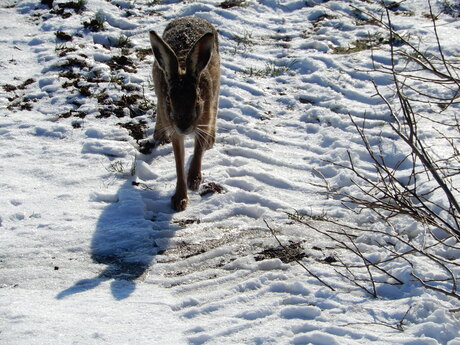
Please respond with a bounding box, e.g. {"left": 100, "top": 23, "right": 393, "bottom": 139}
{"left": 163, "top": 17, "right": 217, "bottom": 55}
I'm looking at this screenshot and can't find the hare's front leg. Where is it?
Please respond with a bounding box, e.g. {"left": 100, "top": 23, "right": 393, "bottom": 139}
{"left": 188, "top": 107, "right": 216, "bottom": 191}
{"left": 153, "top": 103, "right": 171, "bottom": 145}
{"left": 188, "top": 137, "right": 205, "bottom": 191}
{"left": 171, "top": 134, "right": 188, "bottom": 211}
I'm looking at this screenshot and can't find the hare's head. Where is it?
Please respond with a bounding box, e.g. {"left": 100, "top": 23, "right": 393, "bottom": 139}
{"left": 150, "top": 30, "right": 215, "bottom": 135}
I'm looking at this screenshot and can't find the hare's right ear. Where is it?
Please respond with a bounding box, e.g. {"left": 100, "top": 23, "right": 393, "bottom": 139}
{"left": 149, "top": 31, "right": 178, "bottom": 80}
{"left": 186, "top": 32, "right": 214, "bottom": 79}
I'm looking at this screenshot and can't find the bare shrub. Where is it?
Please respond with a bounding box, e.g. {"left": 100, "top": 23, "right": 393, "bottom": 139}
{"left": 285, "top": 1, "right": 460, "bottom": 307}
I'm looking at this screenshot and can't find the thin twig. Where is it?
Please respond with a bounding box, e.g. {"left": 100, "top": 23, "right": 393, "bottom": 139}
{"left": 396, "top": 305, "right": 413, "bottom": 331}
{"left": 263, "top": 219, "right": 335, "bottom": 291}
{"left": 339, "top": 321, "right": 403, "bottom": 332}
{"left": 411, "top": 272, "right": 460, "bottom": 301}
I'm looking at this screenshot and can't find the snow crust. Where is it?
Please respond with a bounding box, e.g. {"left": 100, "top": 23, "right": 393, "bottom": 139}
{"left": 1, "top": 0, "right": 459, "bottom": 344}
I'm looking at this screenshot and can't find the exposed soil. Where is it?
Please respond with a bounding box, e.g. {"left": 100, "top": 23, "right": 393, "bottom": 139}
{"left": 255, "top": 241, "right": 307, "bottom": 264}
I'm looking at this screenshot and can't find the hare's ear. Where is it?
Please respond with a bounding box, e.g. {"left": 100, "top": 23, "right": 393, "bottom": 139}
{"left": 150, "top": 30, "right": 178, "bottom": 79}
{"left": 186, "top": 32, "right": 214, "bottom": 78}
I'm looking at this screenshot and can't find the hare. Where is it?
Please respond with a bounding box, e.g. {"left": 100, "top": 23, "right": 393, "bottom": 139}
{"left": 149, "top": 17, "right": 220, "bottom": 211}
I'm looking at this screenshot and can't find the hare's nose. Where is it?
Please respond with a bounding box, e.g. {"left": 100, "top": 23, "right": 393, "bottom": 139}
{"left": 175, "top": 124, "right": 193, "bottom": 136}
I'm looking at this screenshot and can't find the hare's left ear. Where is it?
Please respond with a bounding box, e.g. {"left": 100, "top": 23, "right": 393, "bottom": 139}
{"left": 150, "top": 30, "right": 179, "bottom": 81}
{"left": 186, "top": 32, "right": 214, "bottom": 78}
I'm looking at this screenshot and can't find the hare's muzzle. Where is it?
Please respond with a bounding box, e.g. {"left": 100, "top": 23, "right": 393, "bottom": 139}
{"left": 172, "top": 107, "right": 197, "bottom": 136}
{"left": 174, "top": 122, "right": 194, "bottom": 136}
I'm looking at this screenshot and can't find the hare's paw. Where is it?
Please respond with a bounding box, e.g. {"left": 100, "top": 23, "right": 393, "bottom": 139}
{"left": 154, "top": 128, "right": 171, "bottom": 145}
{"left": 171, "top": 192, "right": 188, "bottom": 212}
{"left": 188, "top": 170, "right": 202, "bottom": 192}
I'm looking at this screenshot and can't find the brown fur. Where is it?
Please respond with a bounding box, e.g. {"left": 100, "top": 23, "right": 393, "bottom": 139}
{"left": 150, "top": 17, "right": 220, "bottom": 211}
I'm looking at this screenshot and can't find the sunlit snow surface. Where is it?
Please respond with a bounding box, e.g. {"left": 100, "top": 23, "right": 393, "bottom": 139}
{"left": 1, "top": 0, "right": 459, "bottom": 344}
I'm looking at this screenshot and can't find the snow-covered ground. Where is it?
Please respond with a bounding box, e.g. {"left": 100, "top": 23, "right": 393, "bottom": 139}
{"left": 1, "top": 0, "right": 459, "bottom": 344}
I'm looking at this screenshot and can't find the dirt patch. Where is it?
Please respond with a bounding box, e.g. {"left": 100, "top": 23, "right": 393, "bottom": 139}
{"left": 172, "top": 218, "right": 201, "bottom": 228}
{"left": 60, "top": 57, "right": 90, "bottom": 69}
{"left": 135, "top": 47, "right": 152, "bottom": 61}
{"left": 83, "top": 17, "right": 104, "bottom": 32}
{"left": 199, "top": 182, "right": 225, "bottom": 196}
{"left": 218, "top": 0, "right": 247, "bottom": 9}
{"left": 59, "top": 110, "right": 86, "bottom": 119}
{"left": 118, "top": 120, "right": 147, "bottom": 142}
{"left": 255, "top": 242, "right": 307, "bottom": 264}
{"left": 55, "top": 30, "right": 73, "bottom": 41}
{"left": 3, "top": 78, "right": 36, "bottom": 111}
{"left": 3, "top": 78, "right": 35, "bottom": 92}
{"left": 138, "top": 140, "right": 156, "bottom": 154}
{"left": 105, "top": 55, "right": 137, "bottom": 73}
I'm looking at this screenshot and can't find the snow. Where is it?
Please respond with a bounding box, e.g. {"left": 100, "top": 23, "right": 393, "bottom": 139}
{"left": 1, "top": 0, "right": 459, "bottom": 344}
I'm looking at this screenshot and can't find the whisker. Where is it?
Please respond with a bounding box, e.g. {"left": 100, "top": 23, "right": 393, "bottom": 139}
{"left": 194, "top": 126, "right": 212, "bottom": 147}
{"left": 194, "top": 129, "right": 205, "bottom": 144}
